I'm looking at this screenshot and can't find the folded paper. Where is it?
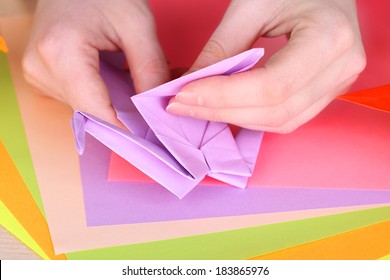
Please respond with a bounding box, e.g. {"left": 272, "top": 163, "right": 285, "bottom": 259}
{"left": 72, "top": 49, "right": 265, "bottom": 198}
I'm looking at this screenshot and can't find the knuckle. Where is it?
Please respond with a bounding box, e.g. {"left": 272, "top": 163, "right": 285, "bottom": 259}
{"left": 36, "top": 33, "right": 60, "bottom": 59}
{"left": 277, "top": 120, "right": 300, "bottom": 134}
{"left": 209, "top": 109, "right": 222, "bottom": 123}
{"left": 140, "top": 57, "right": 168, "bottom": 76}
{"left": 35, "top": 27, "right": 78, "bottom": 61}
{"left": 321, "top": 11, "right": 355, "bottom": 52}
{"left": 257, "top": 71, "right": 290, "bottom": 106}
{"left": 350, "top": 48, "right": 367, "bottom": 75}
{"left": 22, "top": 50, "right": 37, "bottom": 80}
{"left": 271, "top": 103, "right": 293, "bottom": 127}
{"left": 201, "top": 39, "right": 228, "bottom": 61}
{"left": 273, "top": 81, "right": 290, "bottom": 104}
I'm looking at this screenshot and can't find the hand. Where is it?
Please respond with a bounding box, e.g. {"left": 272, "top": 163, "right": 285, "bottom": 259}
{"left": 167, "top": 0, "right": 366, "bottom": 133}
{"left": 23, "top": 0, "right": 169, "bottom": 126}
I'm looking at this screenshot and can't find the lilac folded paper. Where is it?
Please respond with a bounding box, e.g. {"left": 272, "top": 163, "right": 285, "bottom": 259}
{"left": 72, "top": 49, "right": 265, "bottom": 198}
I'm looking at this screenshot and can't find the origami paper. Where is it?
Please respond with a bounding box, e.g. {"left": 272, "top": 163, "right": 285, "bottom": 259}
{"left": 350, "top": 1, "right": 390, "bottom": 92}
{"left": 0, "top": 140, "right": 66, "bottom": 260}
{"left": 82, "top": 134, "right": 390, "bottom": 226}
{"left": 0, "top": 36, "right": 8, "bottom": 53}
{"left": 109, "top": 1, "right": 390, "bottom": 188}
{"left": 249, "top": 221, "right": 390, "bottom": 260}
{"left": 66, "top": 206, "right": 390, "bottom": 259}
{"left": 0, "top": 52, "right": 44, "bottom": 213}
{"left": 5, "top": 13, "right": 390, "bottom": 258}
{"left": 73, "top": 48, "right": 265, "bottom": 198}
{"left": 339, "top": 84, "right": 390, "bottom": 113}
{"left": 379, "top": 254, "right": 390, "bottom": 260}
{"left": 0, "top": 201, "right": 47, "bottom": 259}
{"left": 109, "top": 99, "right": 390, "bottom": 190}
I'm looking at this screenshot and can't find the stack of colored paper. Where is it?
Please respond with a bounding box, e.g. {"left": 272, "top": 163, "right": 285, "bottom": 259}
{"left": 1, "top": 0, "right": 389, "bottom": 260}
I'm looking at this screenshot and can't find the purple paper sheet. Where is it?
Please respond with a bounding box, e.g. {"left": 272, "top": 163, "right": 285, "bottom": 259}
{"left": 81, "top": 134, "right": 390, "bottom": 226}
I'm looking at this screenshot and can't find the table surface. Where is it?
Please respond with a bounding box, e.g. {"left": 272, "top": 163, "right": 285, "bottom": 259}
{"left": 0, "top": 226, "right": 40, "bottom": 260}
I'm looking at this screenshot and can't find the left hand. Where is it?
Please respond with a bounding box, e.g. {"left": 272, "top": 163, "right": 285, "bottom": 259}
{"left": 167, "top": 0, "right": 366, "bottom": 133}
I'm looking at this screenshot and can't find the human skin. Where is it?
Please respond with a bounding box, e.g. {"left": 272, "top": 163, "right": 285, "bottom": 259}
{"left": 167, "top": 0, "right": 366, "bottom": 133}
{"left": 23, "top": 0, "right": 169, "bottom": 127}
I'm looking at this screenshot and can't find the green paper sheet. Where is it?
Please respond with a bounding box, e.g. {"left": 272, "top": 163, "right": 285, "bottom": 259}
{"left": 0, "top": 201, "right": 47, "bottom": 259}
{"left": 379, "top": 254, "right": 390, "bottom": 260}
{"left": 0, "top": 53, "right": 44, "bottom": 214}
{"left": 67, "top": 205, "right": 390, "bottom": 259}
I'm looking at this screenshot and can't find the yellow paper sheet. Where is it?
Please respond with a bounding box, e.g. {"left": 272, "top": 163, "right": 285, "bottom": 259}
{"left": 0, "top": 140, "right": 66, "bottom": 260}
{"left": 0, "top": 201, "right": 46, "bottom": 259}
{"left": 249, "top": 221, "right": 390, "bottom": 260}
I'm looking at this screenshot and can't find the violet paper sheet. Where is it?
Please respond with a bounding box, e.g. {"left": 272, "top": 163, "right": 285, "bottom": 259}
{"left": 72, "top": 49, "right": 265, "bottom": 198}
{"left": 81, "top": 133, "right": 390, "bottom": 226}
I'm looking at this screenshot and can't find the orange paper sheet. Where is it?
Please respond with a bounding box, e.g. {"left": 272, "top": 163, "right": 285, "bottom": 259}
{"left": 339, "top": 84, "right": 390, "bottom": 113}
{"left": 249, "top": 221, "right": 390, "bottom": 260}
{"left": 0, "top": 36, "right": 8, "bottom": 53}
{"left": 0, "top": 141, "right": 66, "bottom": 260}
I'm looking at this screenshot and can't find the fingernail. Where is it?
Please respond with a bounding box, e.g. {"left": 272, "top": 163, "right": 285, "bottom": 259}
{"left": 166, "top": 102, "right": 176, "bottom": 112}
{"left": 175, "top": 92, "right": 203, "bottom": 106}
{"left": 166, "top": 102, "right": 182, "bottom": 113}
{"left": 166, "top": 102, "right": 193, "bottom": 117}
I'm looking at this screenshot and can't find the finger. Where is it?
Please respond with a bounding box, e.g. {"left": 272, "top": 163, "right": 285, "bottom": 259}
{"left": 189, "top": 0, "right": 271, "bottom": 72}
{"left": 22, "top": 47, "right": 65, "bottom": 100}
{"left": 113, "top": 6, "right": 169, "bottom": 93}
{"left": 167, "top": 77, "right": 345, "bottom": 133}
{"left": 66, "top": 53, "right": 124, "bottom": 127}
{"left": 168, "top": 52, "right": 360, "bottom": 133}
{"left": 243, "top": 74, "right": 359, "bottom": 133}
{"left": 37, "top": 39, "right": 125, "bottom": 128}
{"left": 176, "top": 16, "right": 354, "bottom": 109}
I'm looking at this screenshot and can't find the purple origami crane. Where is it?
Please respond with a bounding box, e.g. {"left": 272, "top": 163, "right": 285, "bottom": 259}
{"left": 72, "top": 48, "right": 265, "bottom": 198}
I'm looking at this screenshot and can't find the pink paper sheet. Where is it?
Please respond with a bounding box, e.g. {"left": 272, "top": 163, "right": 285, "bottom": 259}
{"left": 109, "top": 99, "right": 390, "bottom": 190}
{"left": 82, "top": 132, "right": 390, "bottom": 227}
